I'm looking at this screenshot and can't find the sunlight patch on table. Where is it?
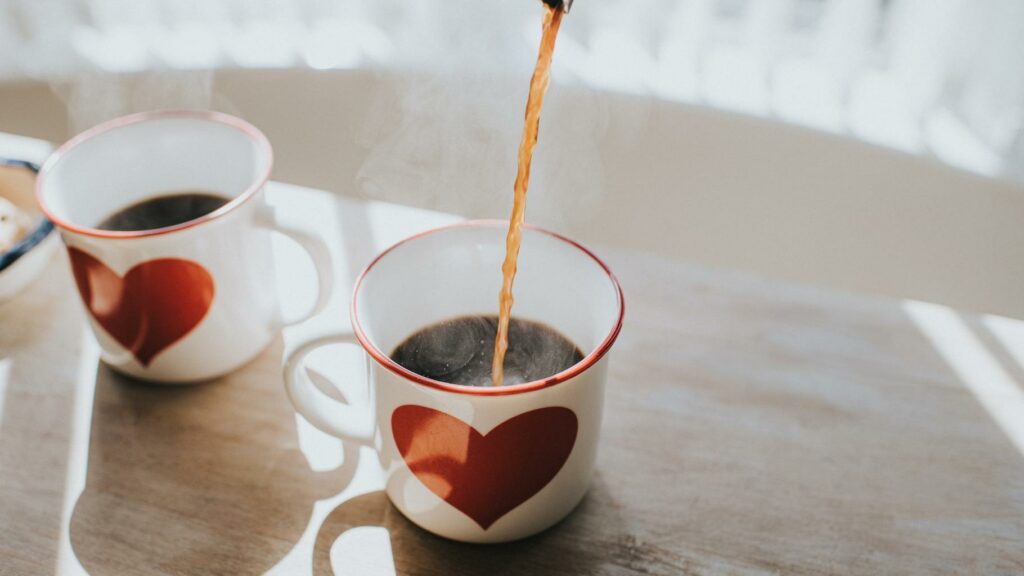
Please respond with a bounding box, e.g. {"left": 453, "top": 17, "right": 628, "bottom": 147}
{"left": 983, "top": 315, "right": 1024, "bottom": 375}
{"left": 295, "top": 413, "right": 345, "bottom": 473}
{"left": 55, "top": 328, "right": 99, "bottom": 576}
{"left": 331, "top": 527, "right": 396, "bottom": 576}
{"left": 905, "top": 300, "right": 1024, "bottom": 457}
{"left": 0, "top": 358, "right": 9, "bottom": 434}
{"left": 264, "top": 445, "right": 386, "bottom": 575}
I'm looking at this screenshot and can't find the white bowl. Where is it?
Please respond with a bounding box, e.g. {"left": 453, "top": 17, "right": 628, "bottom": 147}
{"left": 0, "top": 159, "right": 58, "bottom": 301}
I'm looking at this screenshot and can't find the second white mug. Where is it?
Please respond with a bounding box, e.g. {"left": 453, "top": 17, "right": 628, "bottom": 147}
{"left": 37, "top": 111, "right": 333, "bottom": 382}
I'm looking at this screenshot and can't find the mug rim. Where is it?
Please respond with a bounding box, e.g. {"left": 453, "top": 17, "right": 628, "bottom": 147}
{"left": 350, "top": 219, "right": 625, "bottom": 396}
{"left": 35, "top": 110, "right": 273, "bottom": 240}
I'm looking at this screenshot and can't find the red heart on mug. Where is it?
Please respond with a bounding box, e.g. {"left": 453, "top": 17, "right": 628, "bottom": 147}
{"left": 392, "top": 405, "right": 578, "bottom": 530}
{"left": 68, "top": 248, "right": 215, "bottom": 366}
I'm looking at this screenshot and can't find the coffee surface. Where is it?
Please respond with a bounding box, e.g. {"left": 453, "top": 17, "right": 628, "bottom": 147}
{"left": 97, "top": 192, "right": 230, "bottom": 232}
{"left": 392, "top": 315, "right": 583, "bottom": 387}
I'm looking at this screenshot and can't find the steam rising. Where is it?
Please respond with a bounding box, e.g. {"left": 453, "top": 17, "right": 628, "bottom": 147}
{"left": 355, "top": 60, "right": 612, "bottom": 231}
{"left": 391, "top": 316, "right": 582, "bottom": 387}
{"left": 54, "top": 70, "right": 218, "bottom": 134}
{"left": 44, "top": 1, "right": 643, "bottom": 235}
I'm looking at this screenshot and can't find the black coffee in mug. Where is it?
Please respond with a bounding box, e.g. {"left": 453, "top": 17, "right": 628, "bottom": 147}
{"left": 391, "top": 315, "right": 584, "bottom": 387}
{"left": 97, "top": 191, "right": 230, "bottom": 232}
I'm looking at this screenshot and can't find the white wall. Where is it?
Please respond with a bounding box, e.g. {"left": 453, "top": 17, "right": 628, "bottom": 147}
{"left": 1, "top": 70, "right": 1022, "bottom": 319}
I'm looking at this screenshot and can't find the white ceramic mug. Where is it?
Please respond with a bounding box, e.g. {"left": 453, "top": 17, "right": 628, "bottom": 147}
{"left": 36, "top": 111, "right": 332, "bottom": 383}
{"left": 285, "top": 221, "right": 624, "bottom": 543}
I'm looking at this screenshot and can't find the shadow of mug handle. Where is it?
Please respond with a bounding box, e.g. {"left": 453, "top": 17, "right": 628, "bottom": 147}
{"left": 284, "top": 334, "right": 375, "bottom": 444}
{"left": 257, "top": 205, "right": 335, "bottom": 328}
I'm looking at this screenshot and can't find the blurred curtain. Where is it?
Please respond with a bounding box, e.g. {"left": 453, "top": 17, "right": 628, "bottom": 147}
{"left": 1, "top": 0, "right": 1022, "bottom": 179}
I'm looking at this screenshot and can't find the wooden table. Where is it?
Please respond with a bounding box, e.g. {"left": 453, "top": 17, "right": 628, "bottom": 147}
{"left": 2, "top": 147, "right": 1023, "bottom": 575}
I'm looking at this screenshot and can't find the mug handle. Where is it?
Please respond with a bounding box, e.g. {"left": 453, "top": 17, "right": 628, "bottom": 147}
{"left": 258, "top": 207, "right": 334, "bottom": 328}
{"left": 284, "top": 334, "right": 375, "bottom": 443}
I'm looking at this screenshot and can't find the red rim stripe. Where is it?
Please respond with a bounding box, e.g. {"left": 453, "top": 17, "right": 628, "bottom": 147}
{"left": 35, "top": 110, "right": 273, "bottom": 240}
{"left": 350, "top": 220, "right": 625, "bottom": 396}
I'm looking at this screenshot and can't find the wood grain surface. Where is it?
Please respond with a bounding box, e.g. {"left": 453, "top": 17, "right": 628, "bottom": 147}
{"left": 1, "top": 184, "right": 1023, "bottom": 575}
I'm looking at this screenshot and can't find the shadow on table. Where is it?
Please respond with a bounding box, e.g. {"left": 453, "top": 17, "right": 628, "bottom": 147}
{"left": 69, "top": 340, "right": 361, "bottom": 575}
{"left": 312, "top": 473, "right": 623, "bottom": 576}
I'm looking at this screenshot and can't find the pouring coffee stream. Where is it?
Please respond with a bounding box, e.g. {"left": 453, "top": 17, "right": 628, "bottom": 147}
{"left": 491, "top": 0, "right": 569, "bottom": 386}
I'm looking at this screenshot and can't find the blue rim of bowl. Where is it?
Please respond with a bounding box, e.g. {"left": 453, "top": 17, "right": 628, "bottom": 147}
{"left": 0, "top": 158, "right": 55, "bottom": 272}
